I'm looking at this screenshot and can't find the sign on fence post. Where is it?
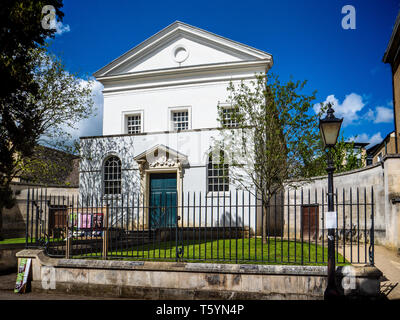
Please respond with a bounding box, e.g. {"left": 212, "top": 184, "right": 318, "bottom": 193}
{"left": 325, "top": 211, "right": 337, "bottom": 229}
{"left": 102, "top": 204, "right": 109, "bottom": 260}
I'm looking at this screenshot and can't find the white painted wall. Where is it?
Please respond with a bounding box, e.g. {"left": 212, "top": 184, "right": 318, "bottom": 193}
{"left": 98, "top": 26, "right": 269, "bottom": 135}
{"left": 81, "top": 129, "right": 236, "bottom": 170}
{"left": 101, "top": 68, "right": 264, "bottom": 135}
{"left": 113, "top": 35, "right": 252, "bottom": 74}
{"left": 80, "top": 129, "right": 257, "bottom": 228}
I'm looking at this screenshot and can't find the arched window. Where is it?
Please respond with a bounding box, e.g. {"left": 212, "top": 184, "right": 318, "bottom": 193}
{"left": 103, "top": 156, "right": 122, "bottom": 195}
{"left": 207, "top": 150, "right": 229, "bottom": 192}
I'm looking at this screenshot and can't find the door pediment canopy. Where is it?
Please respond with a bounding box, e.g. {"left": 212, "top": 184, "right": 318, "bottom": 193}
{"left": 134, "top": 144, "right": 188, "bottom": 169}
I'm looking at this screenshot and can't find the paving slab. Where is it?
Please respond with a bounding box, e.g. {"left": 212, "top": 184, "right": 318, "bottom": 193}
{"left": 373, "top": 245, "right": 400, "bottom": 300}
{"left": 0, "top": 272, "right": 130, "bottom": 300}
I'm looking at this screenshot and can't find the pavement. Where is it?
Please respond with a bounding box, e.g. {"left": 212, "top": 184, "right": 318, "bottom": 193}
{"left": 336, "top": 243, "right": 400, "bottom": 300}
{"left": 0, "top": 273, "right": 96, "bottom": 300}
{"left": 0, "top": 272, "right": 132, "bottom": 300}
{"left": 373, "top": 245, "right": 400, "bottom": 300}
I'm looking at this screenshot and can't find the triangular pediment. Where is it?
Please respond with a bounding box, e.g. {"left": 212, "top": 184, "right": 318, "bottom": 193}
{"left": 134, "top": 144, "right": 188, "bottom": 166}
{"left": 94, "top": 21, "right": 272, "bottom": 78}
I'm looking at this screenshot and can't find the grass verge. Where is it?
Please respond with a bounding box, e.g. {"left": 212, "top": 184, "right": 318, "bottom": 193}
{"left": 76, "top": 238, "right": 349, "bottom": 266}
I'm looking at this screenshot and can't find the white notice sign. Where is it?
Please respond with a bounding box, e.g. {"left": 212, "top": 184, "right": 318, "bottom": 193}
{"left": 325, "top": 211, "right": 337, "bottom": 229}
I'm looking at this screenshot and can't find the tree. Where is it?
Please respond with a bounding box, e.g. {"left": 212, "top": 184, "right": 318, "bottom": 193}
{"left": 0, "top": 45, "right": 95, "bottom": 237}
{"left": 26, "top": 47, "right": 95, "bottom": 150}
{"left": 301, "top": 135, "right": 365, "bottom": 177}
{"left": 213, "top": 73, "right": 318, "bottom": 236}
{"left": 0, "top": 0, "right": 64, "bottom": 239}
{"left": 19, "top": 144, "right": 79, "bottom": 186}
{"left": 14, "top": 47, "right": 95, "bottom": 188}
{"left": 5, "top": 46, "right": 95, "bottom": 188}
{"left": 299, "top": 102, "right": 365, "bottom": 178}
{"left": 215, "top": 74, "right": 318, "bottom": 196}
{"left": 213, "top": 75, "right": 365, "bottom": 237}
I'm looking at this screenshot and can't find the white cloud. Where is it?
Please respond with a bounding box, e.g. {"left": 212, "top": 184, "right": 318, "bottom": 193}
{"left": 349, "top": 132, "right": 383, "bottom": 146}
{"left": 360, "top": 106, "right": 393, "bottom": 124}
{"left": 77, "top": 80, "right": 104, "bottom": 138}
{"left": 54, "top": 20, "right": 70, "bottom": 36}
{"left": 315, "top": 94, "right": 394, "bottom": 125}
{"left": 64, "top": 80, "right": 103, "bottom": 141}
{"left": 374, "top": 106, "right": 393, "bottom": 123}
{"left": 363, "top": 108, "right": 375, "bottom": 122}
{"left": 314, "top": 93, "right": 365, "bottom": 126}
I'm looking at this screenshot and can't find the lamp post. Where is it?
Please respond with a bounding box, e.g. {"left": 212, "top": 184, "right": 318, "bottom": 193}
{"left": 319, "top": 103, "right": 343, "bottom": 299}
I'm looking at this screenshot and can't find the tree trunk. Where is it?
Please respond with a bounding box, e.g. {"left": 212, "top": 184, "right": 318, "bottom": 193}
{"left": 262, "top": 190, "right": 284, "bottom": 242}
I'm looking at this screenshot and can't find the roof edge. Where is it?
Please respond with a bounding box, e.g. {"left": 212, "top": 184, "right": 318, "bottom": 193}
{"left": 383, "top": 11, "right": 400, "bottom": 63}
{"left": 95, "top": 59, "right": 272, "bottom": 84}
{"left": 93, "top": 21, "right": 273, "bottom": 78}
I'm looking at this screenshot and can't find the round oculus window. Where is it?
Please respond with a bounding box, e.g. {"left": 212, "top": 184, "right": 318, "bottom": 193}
{"left": 173, "top": 45, "right": 189, "bottom": 63}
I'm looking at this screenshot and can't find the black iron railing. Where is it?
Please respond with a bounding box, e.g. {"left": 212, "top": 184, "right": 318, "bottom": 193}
{"left": 24, "top": 187, "right": 375, "bottom": 265}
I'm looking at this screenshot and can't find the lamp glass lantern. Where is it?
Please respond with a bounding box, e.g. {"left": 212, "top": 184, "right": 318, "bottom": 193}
{"left": 319, "top": 106, "right": 343, "bottom": 148}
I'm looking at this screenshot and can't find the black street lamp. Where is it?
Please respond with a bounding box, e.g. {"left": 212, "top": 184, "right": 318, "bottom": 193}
{"left": 319, "top": 103, "right": 343, "bottom": 299}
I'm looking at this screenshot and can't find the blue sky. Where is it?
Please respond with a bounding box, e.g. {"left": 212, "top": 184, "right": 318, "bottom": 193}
{"left": 49, "top": 0, "right": 400, "bottom": 147}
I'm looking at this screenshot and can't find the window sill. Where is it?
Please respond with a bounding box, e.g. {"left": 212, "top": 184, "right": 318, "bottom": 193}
{"left": 206, "top": 191, "right": 231, "bottom": 198}
{"left": 171, "top": 129, "right": 190, "bottom": 133}
{"left": 102, "top": 195, "right": 122, "bottom": 201}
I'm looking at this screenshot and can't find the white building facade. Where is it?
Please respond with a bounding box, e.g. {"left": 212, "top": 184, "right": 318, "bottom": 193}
{"left": 80, "top": 22, "right": 273, "bottom": 229}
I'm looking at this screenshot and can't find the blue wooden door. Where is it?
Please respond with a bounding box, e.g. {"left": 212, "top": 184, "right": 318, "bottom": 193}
{"left": 149, "top": 173, "right": 177, "bottom": 229}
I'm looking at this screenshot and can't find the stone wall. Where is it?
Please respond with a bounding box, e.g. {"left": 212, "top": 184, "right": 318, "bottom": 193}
{"left": 0, "top": 244, "right": 25, "bottom": 273}
{"left": 16, "top": 249, "right": 382, "bottom": 300}
{"left": 2, "top": 183, "right": 78, "bottom": 239}
{"left": 283, "top": 155, "right": 400, "bottom": 250}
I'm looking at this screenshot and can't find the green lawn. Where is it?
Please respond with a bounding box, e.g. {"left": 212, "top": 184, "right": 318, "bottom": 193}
{"left": 0, "top": 237, "right": 63, "bottom": 245}
{"left": 2, "top": 236, "right": 348, "bottom": 266}
{"left": 0, "top": 237, "right": 28, "bottom": 244}
{"left": 78, "top": 238, "right": 349, "bottom": 266}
